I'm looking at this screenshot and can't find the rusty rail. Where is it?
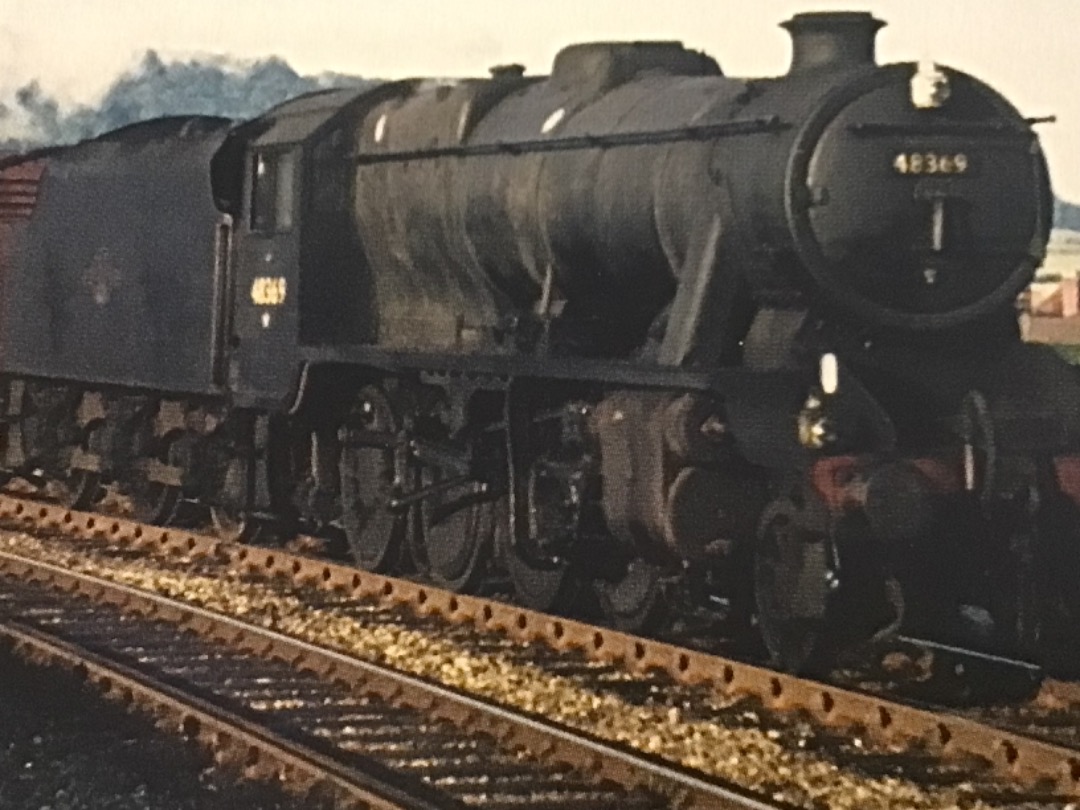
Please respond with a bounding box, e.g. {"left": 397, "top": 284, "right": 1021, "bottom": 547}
{"left": 0, "top": 545, "right": 778, "bottom": 810}
{"left": 3, "top": 493, "right": 1080, "bottom": 796}
{"left": 1039, "top": 679, "right": 1080, "bottom": 711}
{"left": 0, "top": 622, "right": 427, "bottom": 809}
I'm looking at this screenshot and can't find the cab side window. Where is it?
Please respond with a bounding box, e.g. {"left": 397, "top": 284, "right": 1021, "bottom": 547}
{"left": 250, "top": 150, "right": 296, "bottom": 233}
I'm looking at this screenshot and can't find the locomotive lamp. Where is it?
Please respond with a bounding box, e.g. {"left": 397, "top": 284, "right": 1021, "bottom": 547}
{"left": 797, "top": 394, "right": 835, "bottom": 450}
{"left": 910, "top": 60, "right": 951, "bottom": 109}
{"left": 797, "top": 354, "right": 840, "bottom": 450}
{"left": 819, "top": 353, "right": 839, "bottom": 395}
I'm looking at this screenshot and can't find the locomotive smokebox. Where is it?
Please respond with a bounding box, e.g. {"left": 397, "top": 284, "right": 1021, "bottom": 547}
{"left": 781, "top": 11, "right": 885, "bottom": 73}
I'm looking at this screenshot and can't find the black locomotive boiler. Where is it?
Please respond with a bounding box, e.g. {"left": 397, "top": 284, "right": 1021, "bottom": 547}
{"left": 0, "top": 11, "right": 1075, "bottom": 671}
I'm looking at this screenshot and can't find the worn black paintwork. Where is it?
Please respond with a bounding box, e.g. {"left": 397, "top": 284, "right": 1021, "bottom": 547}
{"left": 0, "top": 116, "right": 232, "bottom": 396}
{"left": 0, "top": 14, "right": 1077, "bottom": 676}
{"left": 0, "top": 13, "right": 1057, "bottom": 422}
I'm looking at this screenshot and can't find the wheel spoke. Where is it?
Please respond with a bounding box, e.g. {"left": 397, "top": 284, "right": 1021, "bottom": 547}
{"left": 340, "top": 385, "right": 409, "bottom": 572}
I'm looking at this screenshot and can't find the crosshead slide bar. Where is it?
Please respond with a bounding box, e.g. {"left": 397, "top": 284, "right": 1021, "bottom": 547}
{"left": 0, "top": 547, "right": 779, "bottom": 810}
{"left": 2, "top": 493, "right": 1080, "bottom": 796}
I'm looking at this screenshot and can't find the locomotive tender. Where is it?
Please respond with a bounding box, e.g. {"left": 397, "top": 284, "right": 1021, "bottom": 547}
{"left": 0, "top": 12, "right": 1076, "bottom": 670}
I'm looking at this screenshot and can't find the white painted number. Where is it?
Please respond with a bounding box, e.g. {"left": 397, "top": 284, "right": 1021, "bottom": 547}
{"left": 893, "top": 151, "right": 970, "bottom": 175}
{"left": 251, "top": 276, "right": 287, "bottom": 306}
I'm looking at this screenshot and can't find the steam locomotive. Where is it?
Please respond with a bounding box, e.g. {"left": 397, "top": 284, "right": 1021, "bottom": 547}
{"left": 0, "top": 11, "right": 1075, "bottom": 672}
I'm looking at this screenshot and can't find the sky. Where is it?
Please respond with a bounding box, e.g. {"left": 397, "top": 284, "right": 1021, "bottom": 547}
{"left": 1, "top": 0, "right": 1078, "bottom": 198}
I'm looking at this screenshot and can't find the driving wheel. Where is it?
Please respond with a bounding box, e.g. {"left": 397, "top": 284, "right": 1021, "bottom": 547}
{"left": 505, "top": 454, "right": 585, "bottom": 613}
{"left": 339, "top": 384, "right": 410, "bottom": 572}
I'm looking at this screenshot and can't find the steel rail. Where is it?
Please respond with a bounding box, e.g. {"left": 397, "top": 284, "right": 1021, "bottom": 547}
{"left": 0, "top": 622, "right": 429, "bottom": 810}
{"left": 0, "top": 545, "right": 778, "bottom": 810}
{"left": 3, "top": 493, "right": 1080, "bottom": 796}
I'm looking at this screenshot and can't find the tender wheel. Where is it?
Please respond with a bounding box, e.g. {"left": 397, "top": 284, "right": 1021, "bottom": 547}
{"left": 56, "top": 419, "right": 109, "bottom": 510}
{"left": 128, "top": 438, "right": 186, "bottom": 526}
{"left": 18, "top": 384, "right": 80, "bottom": 475}
{"left": 754, "top": 498, "right": 831, "bottom": 673}
{"left": 210, "top": 452, "right": 254, "bottom": 539}
{"left": 130, "top": 479, "right": 181, "bottom": 525}
{"left": 339, "top": 385, "right": 409, "bottom": 572}
{"left": 209, "top": 432, "right": 266, "bottom": 543}
{"left": 56, "top": 468, "right": 103, "bottom": 510}
{"left": 210, "top": 504, "right": 263, "bottom": 543}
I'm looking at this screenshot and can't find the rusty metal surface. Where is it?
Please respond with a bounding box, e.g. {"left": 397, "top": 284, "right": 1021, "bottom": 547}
{"left": 0, "top": 538, "right": 775, "bottom": 810}
{"left": 1040, "top": 680, "right": 1080, "bottom": 711}
{"left": 0, "top": 159, "right": 45, "bottom": 222}
{"left": 3, "top": 492, "right": 1080, "bottom": 797}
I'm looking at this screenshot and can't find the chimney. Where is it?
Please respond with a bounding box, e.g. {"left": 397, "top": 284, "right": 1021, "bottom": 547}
{"left": 781, "top": 12, "right": 885, "bottom": 74}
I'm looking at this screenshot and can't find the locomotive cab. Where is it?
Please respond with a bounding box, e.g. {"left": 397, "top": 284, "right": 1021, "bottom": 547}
{"left": 226, "top": 89, "right": 369, "bottom": 407}
{"left": 232, "top": 139, "right": 303, "bottom": 405}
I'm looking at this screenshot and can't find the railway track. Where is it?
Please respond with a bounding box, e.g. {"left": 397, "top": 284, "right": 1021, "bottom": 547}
{"left": 0, "top": 549, "right": 776, "bottom": 810}
{"left": 0, "top": 492, "right": 1079, "bottom": 807}
{"left": 0, "top": 642, "right": 321, "bottom": 810}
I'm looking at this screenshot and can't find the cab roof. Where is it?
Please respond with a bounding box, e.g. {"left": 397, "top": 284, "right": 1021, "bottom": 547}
{"left": 250, "top": 88, "right": 367, "bottom": 147}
